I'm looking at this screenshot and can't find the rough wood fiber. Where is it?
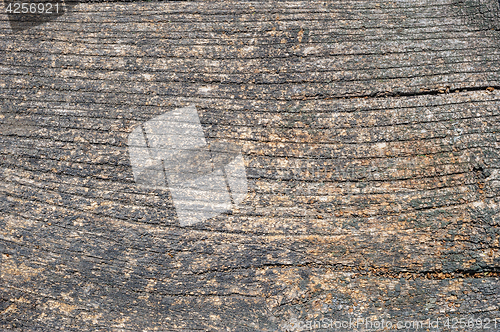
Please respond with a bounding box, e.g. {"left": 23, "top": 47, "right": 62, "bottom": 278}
{"left": 0, "top": 0, "right": 500, "bottom": 331}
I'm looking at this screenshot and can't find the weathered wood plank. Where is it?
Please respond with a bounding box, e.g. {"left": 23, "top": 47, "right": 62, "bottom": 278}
{"left": 1, "top": 0, "right": 500, "bottom": 330}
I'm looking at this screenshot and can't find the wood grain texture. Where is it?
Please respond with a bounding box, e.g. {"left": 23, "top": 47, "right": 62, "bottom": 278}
{"left": 1, "top": 0, "right": 500, "bottom": 330}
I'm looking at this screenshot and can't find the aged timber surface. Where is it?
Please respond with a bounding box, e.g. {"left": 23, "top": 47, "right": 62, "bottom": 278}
{"left": 0, "top": 0, "right": 500, "bottom": 331}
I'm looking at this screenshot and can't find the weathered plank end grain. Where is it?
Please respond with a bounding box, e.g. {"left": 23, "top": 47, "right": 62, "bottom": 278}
{"left": 1, "top": 0, "right": 500, "bottom": 330}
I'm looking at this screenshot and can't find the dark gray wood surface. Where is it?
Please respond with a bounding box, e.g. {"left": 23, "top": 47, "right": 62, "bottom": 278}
{"left": 1, "top": 0, "right": 499, "bottom": 330}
